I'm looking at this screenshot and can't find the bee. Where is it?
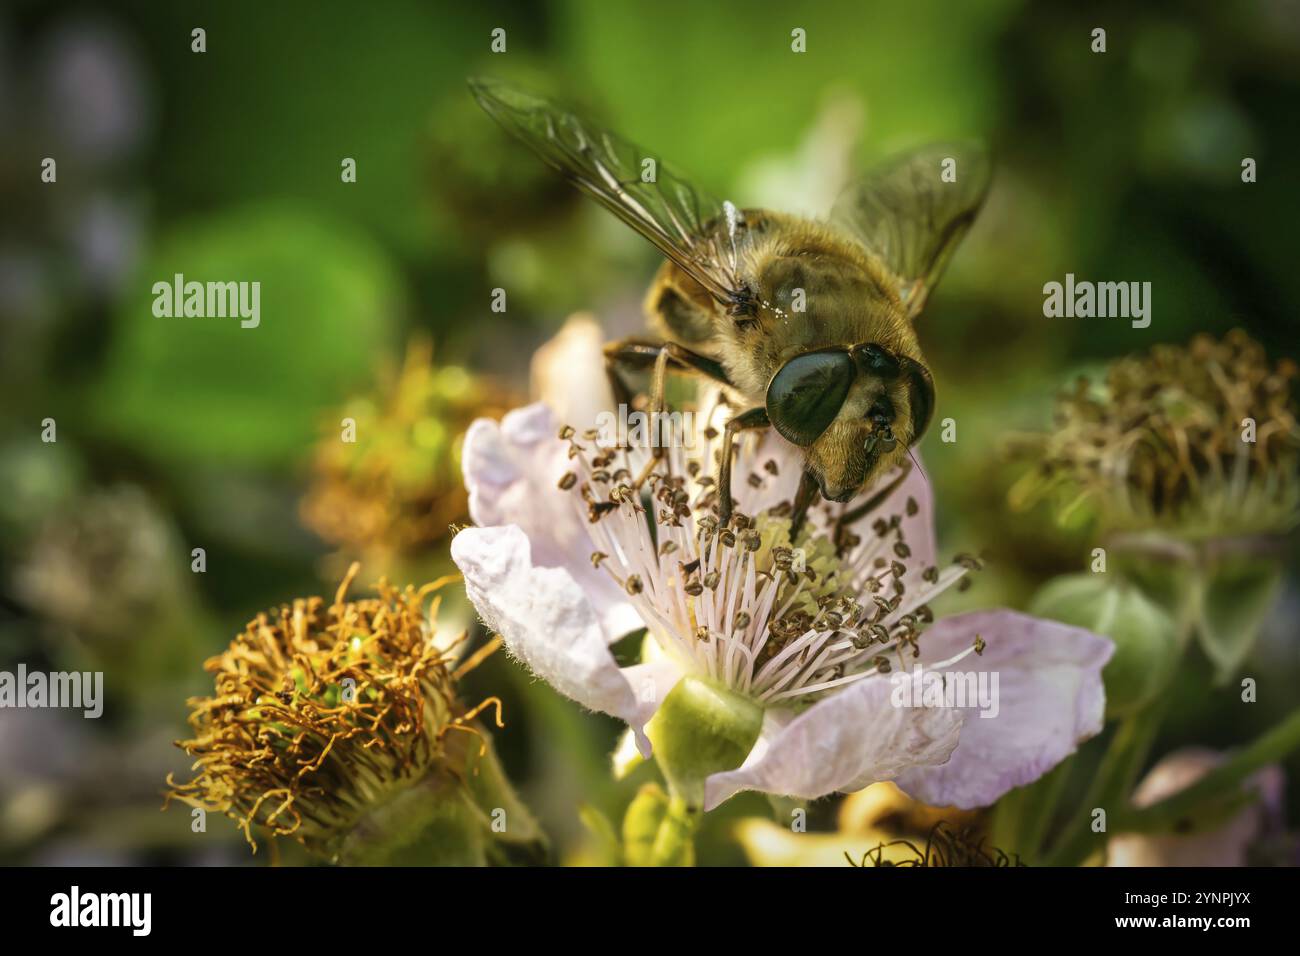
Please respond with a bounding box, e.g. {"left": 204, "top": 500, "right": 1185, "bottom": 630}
{"left": 470, "top": 78, "right": 990, "bottom": 532}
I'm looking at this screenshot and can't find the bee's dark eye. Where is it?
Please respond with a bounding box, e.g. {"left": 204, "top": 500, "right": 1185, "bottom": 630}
{"left": 765, "top": 351, "right": 855, "bottom": 447}
{"left": 901, "top": 357, "right": 936, "bottom": 443}
{"left": 852, "top": 343, "right": 901, "bottom": 380}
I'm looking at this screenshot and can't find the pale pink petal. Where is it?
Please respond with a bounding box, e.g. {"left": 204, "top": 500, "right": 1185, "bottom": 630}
{"left": 834, "top": 454, "right": 937, "bottom": 590}
{"left": 529, "top": 313, "right": 615, "bottom": 434}
{"left": 461, "top": 403, "right": 641, "bottom": 642}
{"left": 881, "top": 454, "right": 936, "bottom": 573}
{"left": 728, "top": 428, "right": 807, "bottom": 516}
{"left": 702, "top": 675, "right": 963, "bottom": 810}
{"left": 895, "top": 609, "right": 1113, "bottom": 809}
{"left": 1108, "top": 748, "right": 1284, "bottom": 866}
{"left": 452, "top": 524, "right": 682, "bottom": 752}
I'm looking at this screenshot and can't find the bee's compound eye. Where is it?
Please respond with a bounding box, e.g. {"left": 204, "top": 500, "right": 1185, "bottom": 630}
{"left": 852, "top": 343, "right": 901, "bottom": 380}
{"left": 900, "top": 357, "right": 936, "bottom": 443}
{"left": 765, "top": 351, "right": 855, "bottom": 447}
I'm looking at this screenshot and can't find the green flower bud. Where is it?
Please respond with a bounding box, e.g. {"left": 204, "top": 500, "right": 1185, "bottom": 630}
{"left": 622, "top": 783, "right": 668, "bottom": 866}
{"left": 1029, "top": 573, "right": 1179, "bottom": 719}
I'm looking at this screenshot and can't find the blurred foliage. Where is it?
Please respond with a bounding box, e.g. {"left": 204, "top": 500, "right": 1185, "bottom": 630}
{"left": 96, "top": 205, "right": 401, "bottom": 468}
{"left": 300, "top": 338, "right": 515, "bottom": 563}
{"left": 0, "top": 0, "right": 1297, "bottom": 864}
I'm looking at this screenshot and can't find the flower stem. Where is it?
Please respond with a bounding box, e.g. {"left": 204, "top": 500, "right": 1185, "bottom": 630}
{"left": 651, "top": 795, "right": 699, "bottom": 866}
{"left": 990, "top": 760, "right": 1069, "bottom": 864}
{"left": 1116, "top": 707, "right": 1300, "bottom": 834}
{"left": 623, "top": 783, "right": 698, "bottom": 866}
{"left": 1042, "top": 693, "right": 1169, "bottom": 866}
{"left": 1046, "top": 705, "right": 1300, "bottom": 864}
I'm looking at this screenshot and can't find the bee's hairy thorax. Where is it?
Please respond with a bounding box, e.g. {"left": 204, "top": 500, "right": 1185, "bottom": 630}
{"left": 646, "top": 210, "right": 921, "bottom": 401}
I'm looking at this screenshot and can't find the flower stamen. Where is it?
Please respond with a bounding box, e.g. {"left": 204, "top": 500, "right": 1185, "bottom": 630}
{"left": 554, "top": 413, "right": 976, "bottom": 708}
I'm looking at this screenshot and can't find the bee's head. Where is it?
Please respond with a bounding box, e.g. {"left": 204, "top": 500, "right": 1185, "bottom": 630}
{"left": 765, "top": 344, "right": 934, "bottom": 503}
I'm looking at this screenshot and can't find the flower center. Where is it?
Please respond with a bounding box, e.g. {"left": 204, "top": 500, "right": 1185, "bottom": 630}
{"left": 556, "top": 422, "right": 974, "bottom": 707}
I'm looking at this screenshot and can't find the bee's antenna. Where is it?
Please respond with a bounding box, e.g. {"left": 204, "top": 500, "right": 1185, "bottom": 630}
{"left": 906, "top": 446, "right": 930, "bottom": 488}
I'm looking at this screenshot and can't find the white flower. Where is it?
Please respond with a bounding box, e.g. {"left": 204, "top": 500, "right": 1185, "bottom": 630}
{"left": 453, "top": 400, "right": 1112, "bottom": 810}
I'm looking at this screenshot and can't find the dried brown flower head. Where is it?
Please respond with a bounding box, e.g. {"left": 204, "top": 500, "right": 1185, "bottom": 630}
{"left": 1010, "top": 330, "right": 1299, "bottom": 539}
{"left": 300, "top": 339, "right": 514, "bottom": 557}
{"left": 15, "top": 484, "right": 185, "bottom": 643}
{"left": 847, "top": 820, "right": 1023, "bottom": 867}
{"left": 166, "top": 564, "right": 502, "bottom": 859}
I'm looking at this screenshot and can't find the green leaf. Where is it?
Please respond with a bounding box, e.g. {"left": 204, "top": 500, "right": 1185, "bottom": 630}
{"left": 93, "top": 204, "right": 400, "bottom": 469}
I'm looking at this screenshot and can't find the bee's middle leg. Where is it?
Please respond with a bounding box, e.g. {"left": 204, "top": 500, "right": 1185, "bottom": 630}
{"left": 603, "top": 340, "right": 736, "bottom": 486}
{"left": 603, "top": 340, "right": 734, "bottom": 407}
{"left": 717, "top": 407, "right": 771, "bottom": 526}
{"left": 633, "top": 348, "right": 673, "bottom": 485}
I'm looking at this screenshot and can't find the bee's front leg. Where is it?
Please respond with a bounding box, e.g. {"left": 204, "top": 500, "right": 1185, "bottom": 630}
{"left": 717, "top": 407, "right": 771, "bottom": 525}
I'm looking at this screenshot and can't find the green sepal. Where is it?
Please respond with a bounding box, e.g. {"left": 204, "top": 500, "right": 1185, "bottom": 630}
{"left": 463, "top": 725, "right": 545, "bottom": 846}
{"left": 1112, "top": 546, "right": 1203, "bottom": 633}
{"left": 1197, "top": 553, "right": 1282, "bottom": 684}
{"left": 335, "top": 776, "right": 487, "bottom": 866}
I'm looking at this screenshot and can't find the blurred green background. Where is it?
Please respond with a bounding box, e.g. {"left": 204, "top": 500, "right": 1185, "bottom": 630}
{"left": 1, "top": 0, "right": 1297, "bottom": 864}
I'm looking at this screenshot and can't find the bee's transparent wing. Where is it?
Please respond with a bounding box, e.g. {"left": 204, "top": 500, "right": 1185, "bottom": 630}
{"left": 830, "top": 143, "right": 991, "bottom": 318}
{"left": 469, "top": 77, "right": 748, "bottom": 305}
